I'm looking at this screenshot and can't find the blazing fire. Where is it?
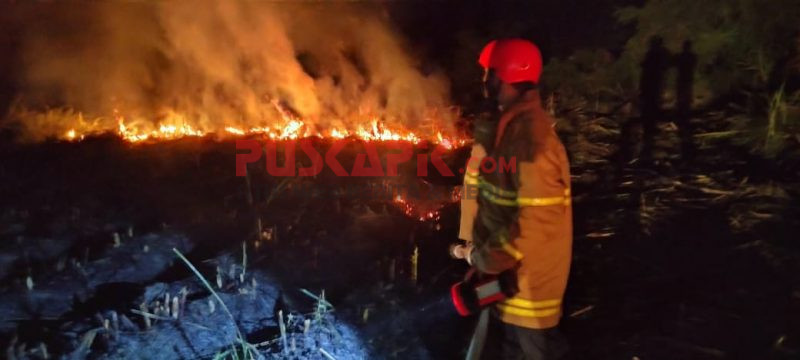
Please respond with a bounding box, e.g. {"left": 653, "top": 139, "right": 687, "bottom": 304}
{"left": 7, "top": 2, "right": 467, "bottom": 149}
{"left": 55, "top": 103, "right": 467, "bottom": 147}
{"left": 58, "top": 113, "right": 465, "bottom": 148}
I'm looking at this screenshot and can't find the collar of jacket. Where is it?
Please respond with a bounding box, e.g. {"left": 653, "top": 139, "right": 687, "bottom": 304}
{"left": 493, "top": 90, "right": 547, "bottom": 148}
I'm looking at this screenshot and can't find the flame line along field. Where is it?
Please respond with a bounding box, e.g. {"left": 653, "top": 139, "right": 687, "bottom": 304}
{"left": 60, "top": 114, "right": 467, "bottom": 146}
{"left": 14, "top": 103, "right": 467, "bottom": 147}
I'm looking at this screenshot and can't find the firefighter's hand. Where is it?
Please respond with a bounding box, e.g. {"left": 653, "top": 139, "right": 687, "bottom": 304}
{"left": 451, "top": 244, "right": 474, "bottom": 264}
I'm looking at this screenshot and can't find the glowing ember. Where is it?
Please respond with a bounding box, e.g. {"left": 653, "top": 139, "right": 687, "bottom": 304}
{"left": 391, "top": 185, "right": 462, "bottom": 222}
{"left": 65, "top": 129, "right": 78, "bottom": 141}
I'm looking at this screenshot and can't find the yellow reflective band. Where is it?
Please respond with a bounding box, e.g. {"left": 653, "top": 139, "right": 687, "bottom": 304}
{"left": 478, "top": 179, "right": 517, "bottom": 198}
{"left": 503, "top": 298, "right": 561, "bottom": 309}
{"left": 497, "top": 303, "right": 560, "bottom": 318}
{"left": 480, "top": 190, "right": 518, "bottom": 206}
{"left": 498, "top": 238, "right": 524, "bottom": 260}
{"left": 516, "top": 196, "right": 570, "bottom": 207}
{"left": 464, "top": 177, "right": 479, "bottom": 186}
{"left": 481, "top": 189, "right": 571, "bottom": 208}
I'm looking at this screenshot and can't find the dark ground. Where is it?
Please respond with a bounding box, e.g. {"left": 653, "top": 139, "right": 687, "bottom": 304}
{"left": 0, "top": 108, "right": 799, "bottom": 359}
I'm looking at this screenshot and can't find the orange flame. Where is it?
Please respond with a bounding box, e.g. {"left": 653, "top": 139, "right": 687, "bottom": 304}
{"left": 54, "top": 103, "right": 467, "bottom": 146}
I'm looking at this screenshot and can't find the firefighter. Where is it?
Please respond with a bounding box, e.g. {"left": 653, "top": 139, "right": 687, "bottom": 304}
{"left": 452, "top": 38, "right": 572, "bottom": 360}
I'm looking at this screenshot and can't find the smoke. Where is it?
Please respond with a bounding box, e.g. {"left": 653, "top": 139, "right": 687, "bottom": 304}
{"left": 4, "top": 1, "right": 454, "bottom": 141}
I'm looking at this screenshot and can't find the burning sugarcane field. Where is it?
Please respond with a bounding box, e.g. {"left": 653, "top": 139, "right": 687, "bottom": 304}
{"left": 0, "top": 1, "right": 799, "bottom": 359}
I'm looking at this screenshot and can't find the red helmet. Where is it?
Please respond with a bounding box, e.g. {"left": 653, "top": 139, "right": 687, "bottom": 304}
{"left": 478, "top": 39, "right": 543, "bottom": 84}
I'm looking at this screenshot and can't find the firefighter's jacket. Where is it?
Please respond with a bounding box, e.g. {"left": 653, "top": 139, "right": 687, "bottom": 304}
{"left": 459, "top": 91, "right": 572, "bottom": 329}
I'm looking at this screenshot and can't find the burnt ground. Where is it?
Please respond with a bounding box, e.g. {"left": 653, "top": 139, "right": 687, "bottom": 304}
{"left": 0, "top": 110, "right": 799, "bottom": 359}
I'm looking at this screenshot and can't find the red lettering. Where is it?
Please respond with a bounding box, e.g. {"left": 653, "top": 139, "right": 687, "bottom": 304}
{"left": 466, "top": 156, "right": 482, "bottom": 171}
{"left": 430, "top": 146, "right": 454, "bottom": 177}
{"left": 235, "top": 140, "right": 262, "bottom": 177}
{"left": 266, "top": 141, "right": 296, "bottom": 176}
{"left": 298, "top": 139, "right": 323, "bottom": 177}
{"left": 480, "top": 157, "right": 497, "bottom": 173}
{"left": 351, "top": 143, "right": 385, "bottom": 176}
{"left": 384, "top": 142, "right": 413, "bottom": 176}
{"left": 417, "top": 153, "right": 428, "bottom": 176}
{"left": 325, "top": 141, "right": 349, "bottom": 176}
{"left": 499, "top": 157, "right": 516, "bottom": 174}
